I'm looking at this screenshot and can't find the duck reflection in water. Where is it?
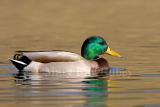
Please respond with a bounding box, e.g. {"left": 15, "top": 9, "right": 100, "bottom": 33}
{"left": 14, "top": 69, "right": 124, "bottom": 107}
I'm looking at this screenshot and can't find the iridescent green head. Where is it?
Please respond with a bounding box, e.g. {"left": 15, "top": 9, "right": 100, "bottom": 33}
{"left": 81, "top": 36, "right": 121, "bottom": 60}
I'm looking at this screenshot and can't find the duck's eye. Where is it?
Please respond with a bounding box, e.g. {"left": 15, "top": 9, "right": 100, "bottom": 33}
{"left": 99, "top": 42, "right": 105, "bottom": 45}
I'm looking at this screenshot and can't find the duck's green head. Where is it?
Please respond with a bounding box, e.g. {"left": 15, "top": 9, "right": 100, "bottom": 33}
{"left": 81, "top": 36, "right": 121, "bottom": 60}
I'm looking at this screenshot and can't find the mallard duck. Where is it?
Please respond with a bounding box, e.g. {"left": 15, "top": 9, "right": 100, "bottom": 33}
{"left": 9, "top": 36, "right": 121, "bottom": 73}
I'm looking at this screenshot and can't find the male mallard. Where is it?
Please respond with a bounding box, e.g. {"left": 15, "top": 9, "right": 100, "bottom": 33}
{"left": 9, "top": 36, "right": 121, "bottom": 73}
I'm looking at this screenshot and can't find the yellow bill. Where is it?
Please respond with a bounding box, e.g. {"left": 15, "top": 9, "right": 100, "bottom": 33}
{"left": 105, "top": 47, "right": 121, "bottom": 57}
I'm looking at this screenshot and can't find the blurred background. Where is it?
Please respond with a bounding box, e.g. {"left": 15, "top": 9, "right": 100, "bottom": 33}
{"left": 0, "top": 0, "right": 159, "bottom": 60}
{"left": 0, "top": 0, "right": 160, "bottom": 107}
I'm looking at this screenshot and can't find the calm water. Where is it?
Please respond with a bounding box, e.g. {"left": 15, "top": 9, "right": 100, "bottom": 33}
{"left": 0, "top": 0, "right": 160, "bottom": 107}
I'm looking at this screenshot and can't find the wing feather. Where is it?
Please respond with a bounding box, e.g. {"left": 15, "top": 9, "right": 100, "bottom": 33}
{"left": 16, "top": 50, "right": 83, "bottom": 63}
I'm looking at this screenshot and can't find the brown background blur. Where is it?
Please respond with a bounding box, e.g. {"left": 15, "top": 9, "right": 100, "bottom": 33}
{"left": 0, "top": 0, "right": 159, "bottom": 61}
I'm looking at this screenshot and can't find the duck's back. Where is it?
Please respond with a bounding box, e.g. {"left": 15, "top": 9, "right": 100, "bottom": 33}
{"left": 16, "top": 51, "right": 84, "bottom": 63}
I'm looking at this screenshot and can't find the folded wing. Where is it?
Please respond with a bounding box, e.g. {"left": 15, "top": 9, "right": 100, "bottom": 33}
{"left": 15, "top": 51, "right": 83, "bottom": 63}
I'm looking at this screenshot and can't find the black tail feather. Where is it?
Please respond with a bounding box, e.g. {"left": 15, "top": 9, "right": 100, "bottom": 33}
{"left": 8, "top": 58, "right": 27, "bottom": 70}
{"left": 9, "top": 54, "right": 32, "bottom": 71}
